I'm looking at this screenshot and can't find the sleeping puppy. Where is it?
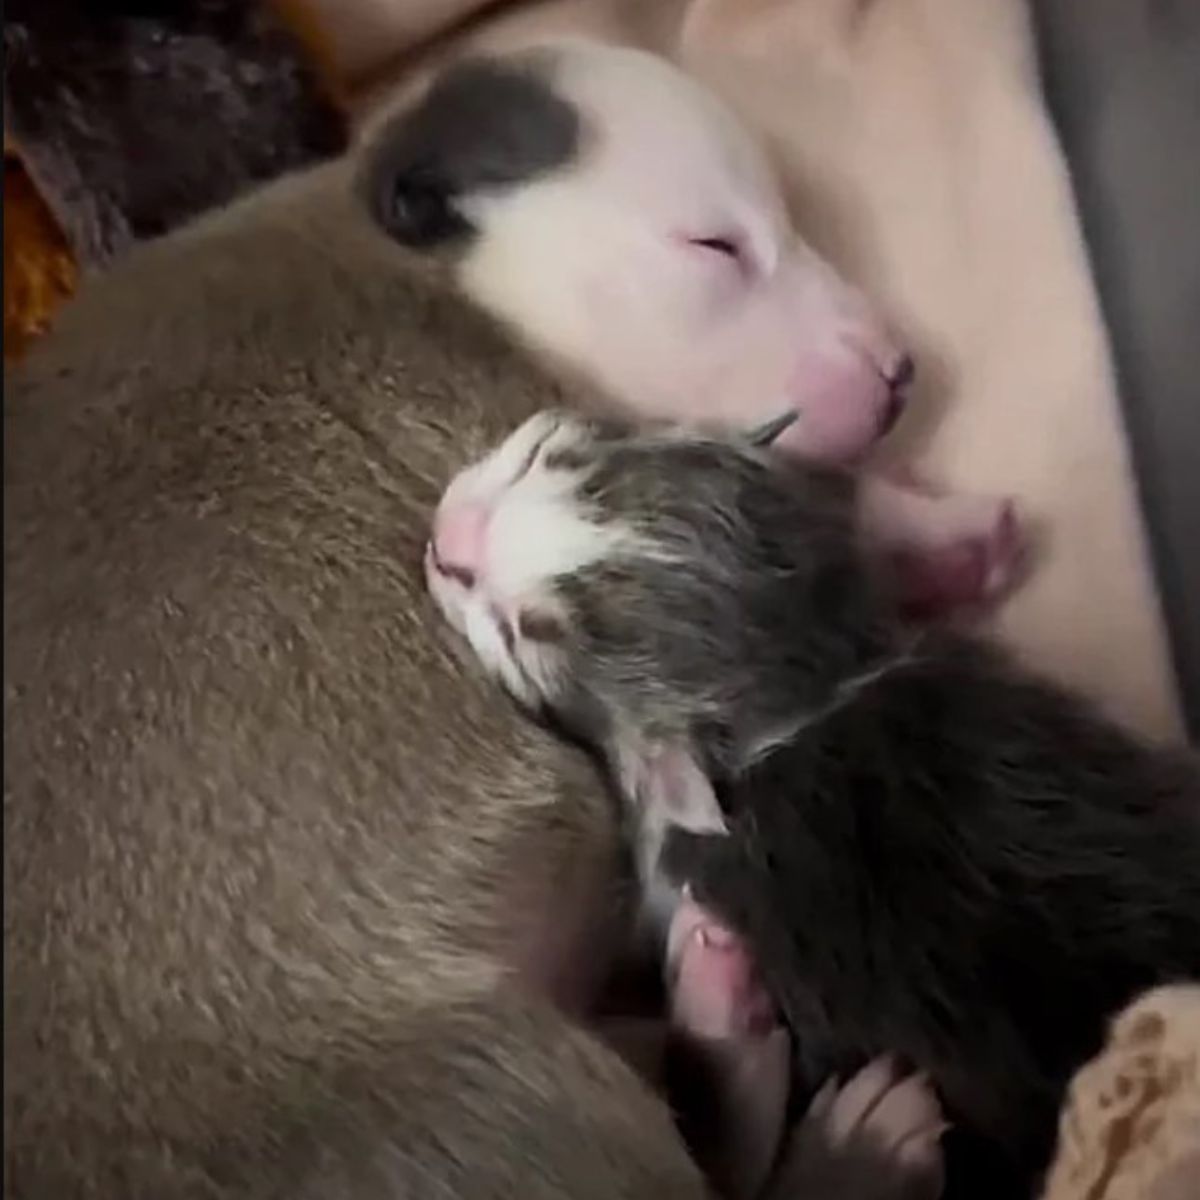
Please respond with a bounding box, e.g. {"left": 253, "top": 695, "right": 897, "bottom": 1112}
{"left": 424, "top": 409, "right": 1200, "bottom": 1200}
{"left": 363, "top": 42, "right": 1022, "bottom": 617}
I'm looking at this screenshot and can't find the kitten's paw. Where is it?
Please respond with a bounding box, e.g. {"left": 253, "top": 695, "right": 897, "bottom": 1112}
{"left": 771, "top": 1056, "right": 947, "bottom": 1200}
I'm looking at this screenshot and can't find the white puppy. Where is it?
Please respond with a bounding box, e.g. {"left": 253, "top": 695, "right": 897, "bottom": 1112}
{"left": 362, "top": 40, "right": 1021, "bottom": 611}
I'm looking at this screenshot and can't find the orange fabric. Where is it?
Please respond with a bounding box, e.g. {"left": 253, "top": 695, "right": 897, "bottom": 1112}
{"left": 3, "top": 143, "right": 78, "bottom": 362}
{"left": 265, "top": 0, "right": 353, "bottom": 108}
{"left": 2, "top": 3, "right": 345, "bottom": 363}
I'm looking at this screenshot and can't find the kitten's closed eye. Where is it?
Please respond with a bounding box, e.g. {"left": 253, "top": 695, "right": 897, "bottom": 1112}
{"left": 517, "top": 610, "right": 567, "bottom": 644}
{"left": 542, "top": 448, "right": 593, "bottom": 473}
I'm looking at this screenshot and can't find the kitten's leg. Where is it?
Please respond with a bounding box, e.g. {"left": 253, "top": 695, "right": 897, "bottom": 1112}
{"left": 665, "top": 893, "right": 792, "bottom": 1200}
{"left": 629, "top": 742, "right": 947, "bottom": 1200}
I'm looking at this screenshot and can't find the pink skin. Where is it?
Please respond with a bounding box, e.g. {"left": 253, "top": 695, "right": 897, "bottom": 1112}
{"left": 666, "top": 894, "right": 793, "bottom": 1200}
{"left": 779, "top": 255, "right": 916, "bottom": 464}
{"left": 657, "top": 279, "right": 914, "bottom": 465}
{"left": 667, "top": 894, "right": 779, "bottom": 1040}
{"left": 590, "top": 900, "right": 792, "bottom": 1200}
{"left": 773, "top": 357, "right": 908, "bottom": 463}
{"left": 767, "top": 320, "right": 913, "bottom": 464}
{"left": 857, "top": 474, "right": 1026, "bottom": 619}
{"left": 430, "top": 504, "right": 487, "bottom": 586}
{"left": 653, "top": 263, "right": 913, "bottom": 466}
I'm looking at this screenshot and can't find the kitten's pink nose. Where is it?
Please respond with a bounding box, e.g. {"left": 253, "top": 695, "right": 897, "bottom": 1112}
{"left": 430, "top": 502, "right": 489, "bottom": 588}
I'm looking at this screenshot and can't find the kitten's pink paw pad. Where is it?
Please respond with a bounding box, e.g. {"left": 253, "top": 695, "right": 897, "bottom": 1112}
{"left": 667, "top": 898, "right": 777, "bottom": 1039}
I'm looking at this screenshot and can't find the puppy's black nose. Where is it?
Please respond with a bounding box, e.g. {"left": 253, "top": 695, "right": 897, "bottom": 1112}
{"left": 888, "top": 353, "right": 916, "bottom": 391}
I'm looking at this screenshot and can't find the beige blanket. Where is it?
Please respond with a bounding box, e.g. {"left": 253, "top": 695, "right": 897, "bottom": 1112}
{"left": 297, "top": 0, "right": 1182, "bottom": 740}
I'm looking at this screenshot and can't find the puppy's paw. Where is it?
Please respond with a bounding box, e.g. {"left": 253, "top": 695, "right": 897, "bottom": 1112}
{"left": 769, "top": 1056, "right": 947, "bottom": 1200}
{"left": 893, "top": 495, "right": 1024, "bottom": 619}
{"left": 858, "top": 474, "right": 1028, "bottom": 618}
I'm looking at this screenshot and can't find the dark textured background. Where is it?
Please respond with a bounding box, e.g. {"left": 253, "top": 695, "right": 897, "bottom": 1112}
{"left": 3, "top": 0, "right": 346, "bottom": 267}
{"left": 1032, "top": 0, "right": 1200, "bottom": 738}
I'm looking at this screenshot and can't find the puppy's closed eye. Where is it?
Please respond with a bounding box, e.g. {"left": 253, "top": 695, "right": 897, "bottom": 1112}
{"left": 688, "top": 235, "right": 742, "bottom": 261}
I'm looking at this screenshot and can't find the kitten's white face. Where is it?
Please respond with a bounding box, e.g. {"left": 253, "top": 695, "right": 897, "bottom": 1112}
{"left": 424, "top": 412, "right": 625, "bottom": 706}
{"left": 424, "top": 407, "right": 801, "bottom": 707}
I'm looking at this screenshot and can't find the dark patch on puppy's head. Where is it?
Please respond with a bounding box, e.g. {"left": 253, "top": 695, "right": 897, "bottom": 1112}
{"left": 358, "top": 53, "right": 581, "bottom": 248}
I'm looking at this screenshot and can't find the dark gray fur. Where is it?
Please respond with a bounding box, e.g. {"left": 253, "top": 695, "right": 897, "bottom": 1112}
{"left": 360, "top": 53, "right": 582, "bottom": 248}
{"left": 525, "top": 418, "right": 1200, "bottom": 1200}
{"left": 3, "top": 0, "right": 346, "bottom": 267}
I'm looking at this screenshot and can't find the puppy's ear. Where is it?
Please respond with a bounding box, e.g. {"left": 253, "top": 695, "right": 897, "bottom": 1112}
{"left": 358, "top": 55, "right": 581, "bottom": 248}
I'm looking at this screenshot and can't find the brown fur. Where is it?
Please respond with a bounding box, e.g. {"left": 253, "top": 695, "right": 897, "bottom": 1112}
{"left": 3, "top": 141, "right": 77, "bottom": 360}
{"left": 3, "top": 158, "right": 694, "bottom": 1198}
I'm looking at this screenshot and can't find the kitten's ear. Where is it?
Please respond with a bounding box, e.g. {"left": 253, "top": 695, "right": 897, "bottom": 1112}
{"left": 357, "top": 54, "right": 580, "bottom": 249}
{"left": 617, "top": 736, "right": 727, "bottom": 836}
{"left": 746, "top": 410, "right": 800, "bottom": 448}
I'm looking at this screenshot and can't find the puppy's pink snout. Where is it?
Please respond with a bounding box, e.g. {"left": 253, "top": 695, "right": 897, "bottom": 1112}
{"left": 848, "top": 328, "right": 915, "bottom": 438}
{"left": 430, "top": 502, "right": 489, "bottom": 588}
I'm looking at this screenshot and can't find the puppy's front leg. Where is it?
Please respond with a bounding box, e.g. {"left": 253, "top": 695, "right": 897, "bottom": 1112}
{"left": 857, "top": 473, "right": 1026, "bottom": 618}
